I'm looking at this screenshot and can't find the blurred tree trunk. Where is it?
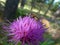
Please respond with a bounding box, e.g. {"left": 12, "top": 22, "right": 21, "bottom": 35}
{"left": 3, "top": 0, "right": 20, "bottom": 21}
{"left": 44, "top": 0, "right": 54, "bottom": 16}
{"left": 38, "top": 8, "right": 41, "bottom": 14}
{"left": 20, "top": 0, "right": 26, "bottom": 9}
{"left": 31, "top": 0, "right": 35, "bottom": 12}
{"left": 38, "top": 3, "right": 42, "bottom": 14}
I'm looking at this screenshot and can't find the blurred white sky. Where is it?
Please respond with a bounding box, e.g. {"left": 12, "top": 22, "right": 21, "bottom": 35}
{"left": 54, "top": 0, "right": 60, "bottom": 2}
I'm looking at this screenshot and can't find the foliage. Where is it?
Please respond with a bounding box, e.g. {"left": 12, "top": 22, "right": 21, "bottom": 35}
{"left": 36, "top": 0, "right": 46, "bottom": 3}
{"left": 51, "top": 2, "right": 60, "bottom": 12}
{"left": 16, "top": 8, "right": 31, "bottom": 18}
{"left": 20, "top": 0, "right": 26, "bottom": 8}
{"left": 40, "top": 40, "right": 55, "bottom": 45}
{"left": 0, "top": 39, "right": 55, "bottom": 45}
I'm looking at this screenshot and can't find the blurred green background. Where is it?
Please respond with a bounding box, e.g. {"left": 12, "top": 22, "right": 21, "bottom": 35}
{"left": 0, "top": 0, "right": 60, "bottom": 45}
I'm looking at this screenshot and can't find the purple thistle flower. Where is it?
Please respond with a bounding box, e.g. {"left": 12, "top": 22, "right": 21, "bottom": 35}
{"left": 4, "top": 16, "right": 46, "bottom": 45}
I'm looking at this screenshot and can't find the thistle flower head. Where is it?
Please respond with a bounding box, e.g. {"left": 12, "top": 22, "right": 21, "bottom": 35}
{"left": 4, "top": 16, "right": 46, "bottom": 45}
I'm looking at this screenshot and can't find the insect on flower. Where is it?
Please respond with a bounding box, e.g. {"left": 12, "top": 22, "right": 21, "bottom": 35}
{"left": 3, "top": 16, "right": 46, "bottom": 45}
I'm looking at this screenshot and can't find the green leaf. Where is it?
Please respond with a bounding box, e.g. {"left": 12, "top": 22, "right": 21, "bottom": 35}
{"left": 41, "top": 40, "right": 54, "bottom": 45}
